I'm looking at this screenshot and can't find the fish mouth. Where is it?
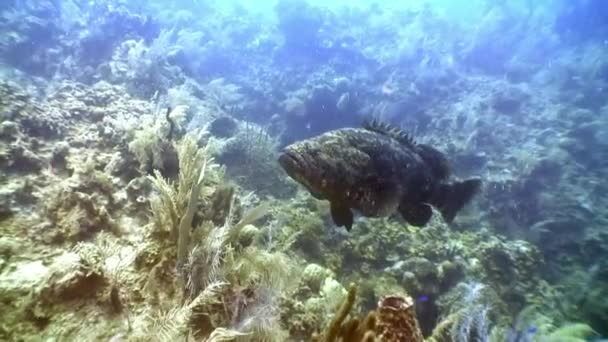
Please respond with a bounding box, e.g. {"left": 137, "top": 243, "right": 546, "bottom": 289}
{"left": 278, "top": 150, "right": 303, "bottom": 176}
{"left": 279, "top": 148, "right": 325, "bottom": 199}
{"left": 279, "top": 146, "right": 323, "bottom": 194}
{"left": 278, "top": 149, "right": 317, "bottom": 190}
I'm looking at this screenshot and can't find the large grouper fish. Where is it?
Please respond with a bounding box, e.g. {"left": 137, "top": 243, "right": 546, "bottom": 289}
{"left": 278, "top": 120, "right": 482, "bottom": 231}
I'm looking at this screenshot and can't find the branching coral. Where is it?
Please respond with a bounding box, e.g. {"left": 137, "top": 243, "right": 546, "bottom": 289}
{"left": 24, "top": 248, "right": 108, "bottom": 325}
{"left": 231, "top": 287, "right": 286, "bottom": 341}
{"left": 3, "top": 3, "right": 603, "bottom": 341}
{"left": 73, "top": 236, "right": 126, "bottom": 315}
{"left": 184, "top": 201, "right": 272, "bottom": 293}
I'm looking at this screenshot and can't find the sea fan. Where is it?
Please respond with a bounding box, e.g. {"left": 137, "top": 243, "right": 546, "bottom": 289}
{"left": 452, "top": 303, "right": 491, "bottom": 342}
{"left": 428, "top": 282, "right": 497, "bottom": 342}
{"left": 450, "top": 282, "right": 493, "bottom": 342}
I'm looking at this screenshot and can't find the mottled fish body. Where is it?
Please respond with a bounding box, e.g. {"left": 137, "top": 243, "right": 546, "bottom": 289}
{"left": 278, "top": 121, "right": 481, "bottom": 231}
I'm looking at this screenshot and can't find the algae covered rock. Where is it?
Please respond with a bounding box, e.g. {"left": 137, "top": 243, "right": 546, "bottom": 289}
{"left": 320, "top": 277, "right": 347, "bottom": 310}
{"left": 47, "top": 258, "right": 106, "bottom": 301}
{"left": 0, "top": 237, "right": 19, "bottom": 272}
{"left": 300, "top": 263, "right": 333, "bottom": 292}
{"left": 49, "top": 141, "right": 70, "bottom": 171}
{"left": 208, "top": 116, "right": 238, "bottom": 138}
{"left": 491, "top": 85, "right": 530, "bottom": 116}
{"left": 479, "top": 238, "right": 542, "bottom": 307}
{"left": 0, "top": 120, "right": 19, "bottom": 139}
{"left": 388, "top": 257, "right": 442, "bottom": 298}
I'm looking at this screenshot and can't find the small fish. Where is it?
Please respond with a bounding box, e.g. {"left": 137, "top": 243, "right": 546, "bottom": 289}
{"left": 526, "top": 326, "right": 537, "bottom": 334}
{"left": 336, "top": 92, "right": 350, "bottom": 111}
{"left": 417, "top": 295, "right": 430, "bottom": 302}
{"left": 278, "top": 120, "right": 481, "bottom": 231}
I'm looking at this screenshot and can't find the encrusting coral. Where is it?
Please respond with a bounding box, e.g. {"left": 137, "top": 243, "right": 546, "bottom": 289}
{"left": 42, "top": 154, "right": 120, "bottom": 243}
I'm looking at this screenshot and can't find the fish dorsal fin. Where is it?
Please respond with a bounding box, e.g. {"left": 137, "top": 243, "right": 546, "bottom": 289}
{"left": 363, "top": 119, "right": 417, "bottom": 148}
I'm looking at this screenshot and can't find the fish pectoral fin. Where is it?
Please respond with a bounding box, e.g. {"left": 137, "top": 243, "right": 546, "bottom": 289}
{"left": 399, "top": 202, "right": 432, "bottom": 227}
{"left": 330, "top": 201, "right": 354, "bottom": 232}
{"left": 432, "top": 179, "right": 482, "bottom": 223}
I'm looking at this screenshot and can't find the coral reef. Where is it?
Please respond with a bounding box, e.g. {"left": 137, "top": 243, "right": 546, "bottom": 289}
{"left": 1, "top": 0, "right": 607, "bottom": 339}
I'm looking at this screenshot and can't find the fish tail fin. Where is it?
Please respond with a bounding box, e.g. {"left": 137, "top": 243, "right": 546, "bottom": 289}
{"left": 415, "top": 144, "right": 450, "bottom": 180}
{"left": 432, "top": 178, "right": 481, "bottom": 223}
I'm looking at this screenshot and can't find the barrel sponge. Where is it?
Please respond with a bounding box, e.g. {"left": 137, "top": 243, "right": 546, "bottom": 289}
{"left": 376, "top": 294, "right": 424, "bottom": 342}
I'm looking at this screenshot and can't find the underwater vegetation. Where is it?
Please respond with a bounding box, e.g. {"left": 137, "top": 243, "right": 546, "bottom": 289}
{"left": 1, "top": 0, "right": 608, "bottom": 341}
